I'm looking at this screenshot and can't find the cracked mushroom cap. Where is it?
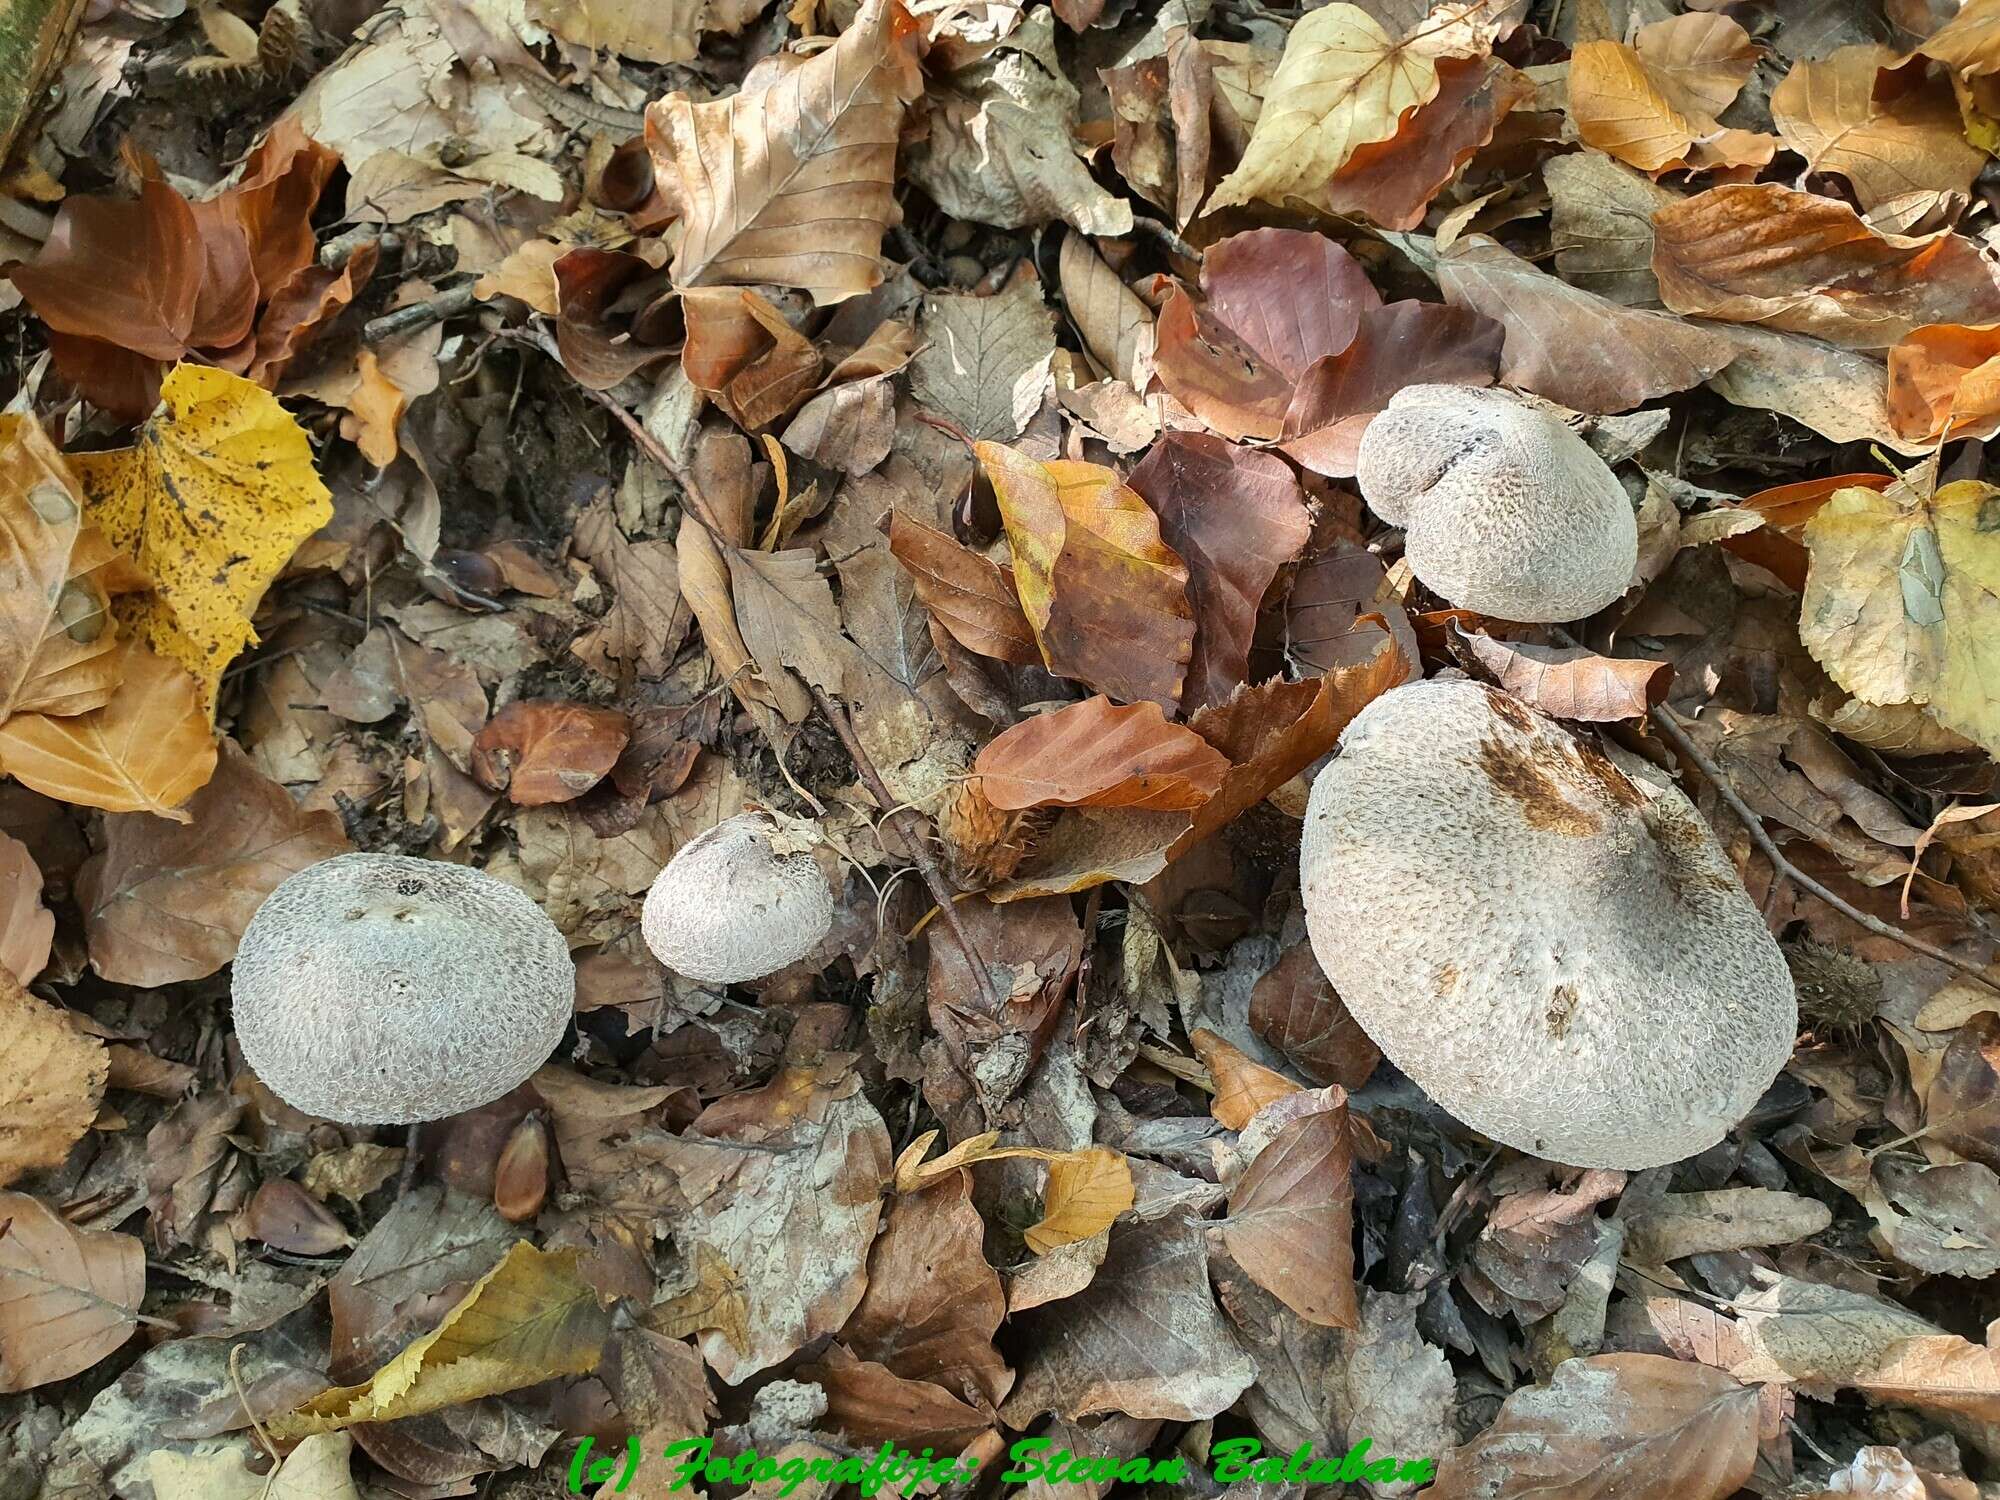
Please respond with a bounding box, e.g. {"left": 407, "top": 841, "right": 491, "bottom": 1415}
{"left": 1356, "top": 385, "right": 1638, "bottom": 623}
{"left": 643, "top": 814, "right": 835, "bottom": 983}
{"left": 1300, "top": 679, "right": 1796, "bottom": 1169}
{"left": 231, "top": 853, "right": 575, "bottom": 1125}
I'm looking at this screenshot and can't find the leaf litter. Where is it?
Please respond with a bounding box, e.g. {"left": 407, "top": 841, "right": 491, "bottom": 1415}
{"left": 6, "top": 0, "right": 2000, "bottom": 1495}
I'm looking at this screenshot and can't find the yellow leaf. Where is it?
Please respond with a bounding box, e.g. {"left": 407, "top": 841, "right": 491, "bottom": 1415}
{"left": 0, "top": 641, "right": 216, "bottom": 817}
{"left": 0, "top": 969, "right": 107, "bottom": 1189}
{"left": 0, "top": 415, "right": 124, "bottom": 721}
{"left": 1801, "top": 479, "right": 2000, "bottom": 757}
{"left": 1023, "top": 1145, "right": 1133, "bottom": 1255}
{"left": 893, "top": 1128, "right": 1061, "bottom": 1191}
{"left": 1772, "top": 45, "right": 1984, "bottom": 213}
{"left": 1208, "top": 2, "right": 1494, "bottom": 212}
{"left": 71, "top": 364, "right": 333, "bottom": 716}
{"left": 1190, "top": 1026, "right": 1302, "bottom": 1130}
{"left": 268, "top": 1241, "right": 610, "bottom": 1439}
{"left": 1568, "top": 19, "right": 1773, "bottom": 175}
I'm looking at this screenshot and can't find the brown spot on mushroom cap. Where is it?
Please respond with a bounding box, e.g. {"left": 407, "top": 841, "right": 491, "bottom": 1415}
{"left": 1300, "top": 678, "right": 1796, "bottom": 1170}
{"left": 643, "top": 813, "right": 834, "bottom": 984}
{"left": 230, "top": 854, "right": 575, "bottom": 1125}
{"left": 1356, "top": 386, "right": 1638, "bottom": 623}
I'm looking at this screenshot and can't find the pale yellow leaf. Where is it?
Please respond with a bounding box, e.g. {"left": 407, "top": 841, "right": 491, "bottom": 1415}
{"left": 0, "top": 970, "right": 106, "bottom": 1189}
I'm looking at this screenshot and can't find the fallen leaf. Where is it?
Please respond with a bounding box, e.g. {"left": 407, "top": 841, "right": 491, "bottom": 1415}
{"left": 470, "top": 702, "right": 631, "bottom": 807}
{"left": 886, "top": 511, "right": 1039, "bottom": 665}
{"left": 1624, "top": 1188, "right": 1834, "bottom": 1263}
{"left": 908, "top": 279, "right": 1056, "bottom": 443}
{"left": 1425, "top": 233, "right": 1736, "bottom": 412}
{"left": 1025, "top": 1146, "right": 1134, "bottom": 1254}
{"left": 1223, "top": 1089, "right": 1358, "bottom": 1328}
{"left": 1457, "top": 632, "right": 1670, "bottom": 720}
{"left": 149, "top": 1434, "right": 362, "bottom": 1500}
{"left": 553, "top": 247, "right": 677, "bottom": 392}
{"left": 976, "top": 442, "right": 1194, "bottom": 709}
{"left": 245, "top": 1178, "right": 354, "bottom": 1255}
{"left": 927, "top": 895, "right": 1083, "bottom": 1122}
{"left": 1191, "top": 1027, "right": 1300, "bottom": 1130}
{"left": 0, "top": 1190, "right": 143, "bottom": 1392}
{"left": 1569, "top": 14, "right": 1771, "bottom": 173}
{"left": 1772, "top": 45, "right": 1982, "bottom": 213}
{"left": 248, "top": 242, "right": 379, "bottom": 388}
{"left": 0, "top": 413, "right": 121, "bottom": 721}
{"left": 1059, "top": 233, "right": 1153, "bottom": 387}
{"left": 0, "top": 970, "right": 106, "bottom": 1188}
{"left": 648, "top": 0, "right": 924, "bottom": 303}
{"left": 0, "top": 641, "right": 217, "bottom": 818}
{"left": 0, "top": 834, "right": 52, "bottom": 986}
{"left": 1799, "top": 478, "right": 2000, "bottom": 756}
{"left": 682, "top": 286, "right": 823, "bottom": 432}
{"left": 727, "top": 544, "right": 855, "bottom": 707}
{"left": 1249, "top": 941, "right": 1380, "bottom": 1089}
{"left": 1209, "top": 2, "right": 1494, "bottom": 212}
{"left": 1545, "top": 151, "right": 1679, "bottom": 306}
{"left": 1285, "top": 545, "right": 1420, "bottom": 674}
{"left": 1652, "top": 185, "right": 2000, "bottom": 349}
{"left": 1887, "top": 323, "right": 2000, "bottom": 442}
{"left": 72, "top": 364, "right": 334, "bottom": 714}
{"left": 270, "top": 1241, "right": 609, "bottom": 1437}
{"left": 1427, "top": 1353, "right": 1759, "bottom": 1500}
{"left": 531, "top": 0, "right": 704, "bottom": 62}
{"left": 76, "top": 740, "right": 350, "bottom": 984}
{"left": 1126, "top": 434, "right": 1310, "bottom": 711}
{"left": 1149, "top": 283, "right": 1294, "bottom": 441}
{"left": 1199, "top": 228, "right": 1382, "bottom": 386}
{"left": 974, "top": 696, "right": 1229, "bottom": 811}
{"left": 1703, "top": 322, "right": 1926, "bottom": 452}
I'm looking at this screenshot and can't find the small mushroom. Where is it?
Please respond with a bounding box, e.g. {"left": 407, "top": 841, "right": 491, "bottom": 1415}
{"left": 1355, "top": 385, "right": 1638, "bottom": 622}
{"left": 231, "top": 854, "right": 574, "bottom": 1125}
{"left": 643, "top": 813, "right": 835, "bottom": 983}
{"left": 1300, "top": 678, "right": 1795, "bottom": 1169}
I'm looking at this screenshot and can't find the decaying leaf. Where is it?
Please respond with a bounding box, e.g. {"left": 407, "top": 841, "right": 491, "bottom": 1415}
{"left": 0, "top": 1190, "right": 143, "bottom": 1392}
{"left": 0, "top": 971, "right": 107, "bottom": 1188}
{"left": 909, "top": 278, "right": 1057, "bottom": 444}
{"left": 1568, "top": 15, "right": 1771, "bottom": 174}
{"left": 1222, "top": 1089, "right": 1358, "bottom": 1328}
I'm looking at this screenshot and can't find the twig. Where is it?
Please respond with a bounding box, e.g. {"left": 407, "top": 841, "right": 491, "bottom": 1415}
{"left": 1648, "top": 702, "right": 2000, "bottom": 995}
{"left": 364, "top": 284, "right": 476, "bottom": 342}
{"left": 319, "top": 226, "right": 397, "bottom": 269}
{"left": 499, "top": 325, "right": 1009, "bottom": 1018}
{"left": 811, "top": 686, "right": 1006, "bottom": 1020}
{"left": 228, "top": 1342, "right": 284, "bottom": 1496}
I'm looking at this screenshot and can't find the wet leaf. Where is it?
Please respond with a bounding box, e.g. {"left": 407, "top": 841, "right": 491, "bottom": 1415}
{"left": 0, "top": 1190, "right": 143, "bottom": 1392}
{"left": 72, "top": 364, "right": 334, "bottom": 714}
{"left": 974, "top": 696, "right": 1229, "bottom": 812}
{"left": 0, "top": 970, "right": 107, "bottom": 1188}
{"left": 470, "top": 701, "right": 631, "bottom": 807}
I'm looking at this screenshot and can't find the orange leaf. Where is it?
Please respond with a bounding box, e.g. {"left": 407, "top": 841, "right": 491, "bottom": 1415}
{"left": 1191, "top": 1027, "right": 1300, "bottom": 1131}
{"left": 886, "top": 511, "right": 1039, "bottom": 665}
{"left": 471, "top": 701, "right": 631, "bottom": 806}
{"left": 1024, "top": 1146, "right": 1134, "bottom": 1254}
{"left": 974, "top": 696, "right": 1230, "bottom": 812}
{"left": 1887, "top": 323, "right": 2000, "bottom": 442}
{"left": 1455, "top": 631, "right": 1672, "bottom": 722}
{"left": 1736, "top": 471, "right": 1893, "bottom": 534}
{"left": 10, "top": 179, "right": 202, "bottom": 363}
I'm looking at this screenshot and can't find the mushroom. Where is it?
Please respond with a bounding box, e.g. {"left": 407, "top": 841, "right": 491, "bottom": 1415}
{"left": 231, "top": 853, "right": 574, "bottom": 1125}
{"left": 1355, "top": 385, "right": 1638, "bottom": 623}
{"left": 1300, "top": 678, "right": 1795, "bottom": 1169}
{"left": 643, "top": 813, "right": 835, "bottom": 983}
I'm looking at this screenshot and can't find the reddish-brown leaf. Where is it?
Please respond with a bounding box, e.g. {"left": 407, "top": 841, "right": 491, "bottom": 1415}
{"left": 227, "top": 120, "right": 342, "bottom": 299}
{"left": 553, "top": 247, "right": 678, "bottom": 390}
{"left": 247, "top": 242, "right": 379, "bottom": 388}
{"left": 975, "top": 696, "right": 1230, "bottom": 812}
{"left": 1126, "top": 433, "right": 1311, "bottom": 712}
{"left": 1222, "top": 1090, "right": 1359, "bottom": 1328}
{"left": 1652, "top": 185, "right": 2000, "bottom": 349}
{"left": 10, "top": 179, "right": 202, "bottom": 363}
{"left": 886, "top": 511, "right": 1039, "bottom": 665}
{"left": 1249, "top": 941, "right": 1380, "bottom": 1090}
{"left": 1456, "top": 631, "right": 1672, "bottom": 722}
{"left": 184, "top": 196, "right": 258, "bottom": 354}
{"left": 1280, "top": 300, "right": 1505, "bottom": 476}
{"left": 471, "top": 701, "right": 631, "bottom": 806}
{"left": 681, "top": 286, "right": 822, "bottom": 431}
{"left": 1150, "top": 284, "right": 1293, "bottom": 441}
{"left": 1283, "top": 545, "right": 1421, "bottom": 675}
{"left": 1199, "top": 228, "right": 1381, "bottom": 384}
{"left": 1736, "top": 472, "right": 1893, "bottom": 534}
{"left": 245, "top": 1177, "right": 352, "bottom": 1255}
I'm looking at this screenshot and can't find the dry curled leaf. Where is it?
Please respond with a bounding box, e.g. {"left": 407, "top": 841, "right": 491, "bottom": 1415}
{"left": 1457, "top": 631, "right": 1671, "bottom": 721}
{"left": 471, "top": 701, "right": 631, "bottom": 807}
{"left": 974, "top": 696, "right": 1230, "bottom": 812}
{"left": 1191, "top": 1027, "right": 1300, "bottom": 1131}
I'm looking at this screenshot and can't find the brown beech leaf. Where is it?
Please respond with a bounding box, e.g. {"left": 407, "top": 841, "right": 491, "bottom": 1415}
{"left": 1223, "top": 1089, "right": 1358, "bottom": 1328}
{"left": 1059, "top": 233, "right": 1153, "bottom": 387}
{"left": 0, "top": 641, "right": 217, "bottom": 819}
{"left": 1285, "top": 545, "right": 1421, "bottom": 674}
{"left": 1651, "top": 185, "right": 2000, "bottom": 349}
{"left": 1545, "top": 152, "right": 1679, "bottom": 307}
{"left": 927, "top": 895, "right": 1084, "bottom": 1122}
{"left": 0, "top": 1191, "right": 143, "bottom": 1392}
{"left": 1427, "top": 1353, "right": 1759, "bottom": 1500}
{"left": 227, "top": 120, "right": 343, "bottom": 299}
{"left": 1149, "top": 284, "right": 1294, "bottom": 441}
{"left": 1569, "top": 15, "right": 1771, "bottom": 174}
{"left": 9, "top": 179, "right": 202, "bottom": 365}
{"left": 1772, "top": 45, "right": 1982, "bottom": 214}
{"left": 1200, "top": 228, "right": 1381, "bottom": 385}
{"left": 1249, "top": 941, "right": 1380, "bottom": 1090}
{"left": 76, "top": 739, "right": 350, "bottom": 985}
{"left": 0, "top": 834, "right": 52, "bottom": 986}
{"left": 974, "top": 696, "right": 1230, "bottom": 812}
{"left": 1315, "top": 57, "right": 1534, "bottom": 229}
{"left": 470, "top": 701, "right": 631, "bottom": 807}
{"left": 1191, "top": 1028, "right": 1300, "bottom": 1130}
{"left": 1280, "top": 300, "right": 1505, "bottom": 476}
{"left": 648, "top": 0, "right": 923, "bottom": 304}
{"left": 0, "top": 414, "right": 122, "bottom": 722}
{"left": 0, "top": 971, "right": 107, "bottom": 1188}
{"left": 886, "top": 511, "right": 1039, "bottom": 665}
{"left": 1127, "top": 434, "right": 1310, "bottom": 712}
{"left": 976, "top": 442, "right": 1194, "bottom": 709}
{"left": 553, "top": 247, "right": 676, "bottom": 391}
{"left": 682, "top": 286, "right": 823, "bottom": 431}
{"left": 1457, "top": 632, "right": 1671, "bottom": 721}
{"left": 1887, "top": 323, "right": 2000, "bottom": 442}
{"left": 1025, "top": 1146, "right": 1134, "bottom": 1254}
{"left": 1431, "top": 234, "right": 1736, "bottom": 412}
{"left": 245, "top": 1178, "right": 353, "bottom": 1255}
{"left": 247, "top": 241, "right": 379, "bottom": 389}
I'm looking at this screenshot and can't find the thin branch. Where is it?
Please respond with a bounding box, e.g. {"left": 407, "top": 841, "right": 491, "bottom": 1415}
{"left": 365, "top": 283, "right": 476, "bottom": 342}
{"left": 1648, "top": 702, "right": 2000, "bottom": 995}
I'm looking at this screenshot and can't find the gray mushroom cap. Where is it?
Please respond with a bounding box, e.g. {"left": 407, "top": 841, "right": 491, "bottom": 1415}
{"left": 1300, "top": 678, "right": 1796, "bottom": 1169}
{"left": 1356, "top": 385, "right": 1638, "bottom": 623}
{"left": 231, "top": 853, "right": 574, "bottom": 1125}
{"left": 643, "top": 814, "right": 835, "bottom": 984}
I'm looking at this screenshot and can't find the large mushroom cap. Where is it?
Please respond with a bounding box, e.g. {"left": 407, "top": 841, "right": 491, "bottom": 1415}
{"left": 1355, "top": 385, "right": 1637, "bottom": 623}
{"left": 1301, "top": 678, "right": 1796, "bottom": 1169}
{"left": 643, "top": 813, "right": 835, "bottom": 984}
{"left": 231, "top": 853, "right": 574, "bottom": 1125}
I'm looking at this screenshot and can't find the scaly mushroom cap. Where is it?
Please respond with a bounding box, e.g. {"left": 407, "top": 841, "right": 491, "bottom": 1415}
{"left": 1301, "top": 679, "right": 1796, "bottom": 1169}
{"left": 231, "top": 853, "right": 574, "bottom": 1125}
{"left": 643, "top": 814, "right": 834, "bottom": 983}
{"left": 1355, "top": 385, "right": 1638, "bottom": 623}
